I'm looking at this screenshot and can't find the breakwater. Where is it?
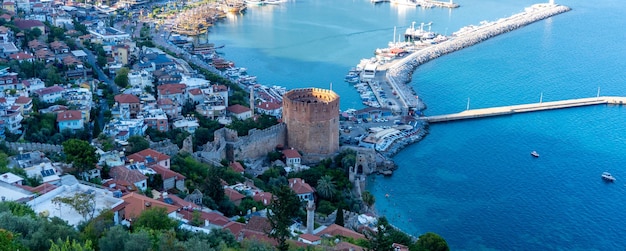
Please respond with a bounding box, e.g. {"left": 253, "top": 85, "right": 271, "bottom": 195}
{"left": 386, "top": 3, "right": 571, "bottom": 111}
{"left": 423, "top": 96, "right": 626, "bottom": 123}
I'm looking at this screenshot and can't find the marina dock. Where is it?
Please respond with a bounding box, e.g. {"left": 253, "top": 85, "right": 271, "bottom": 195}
{"left": 423, "top": 96, "right": 626, "bottom": 123}
{"left": 383, "top": 2, "right": 571, "bottom": 112}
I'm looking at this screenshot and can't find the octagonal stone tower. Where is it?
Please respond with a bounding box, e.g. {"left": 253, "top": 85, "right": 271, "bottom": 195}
{"left": 283, "top": 88, "right": 340, "bottom": 155}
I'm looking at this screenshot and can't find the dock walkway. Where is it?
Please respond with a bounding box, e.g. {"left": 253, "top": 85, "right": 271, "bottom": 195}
{"left": 383, "top": 3, "right": 571, "bottom": 111}
{"left": 423, "top": 96, "right": 626, "bottom": 123}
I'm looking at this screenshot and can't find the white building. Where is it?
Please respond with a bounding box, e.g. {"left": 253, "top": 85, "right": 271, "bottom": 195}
{"left": 27, "top": 175, "right": 125, "bottom": 226}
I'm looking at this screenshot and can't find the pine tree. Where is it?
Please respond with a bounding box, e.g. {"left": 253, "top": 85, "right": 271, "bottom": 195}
{"left": 334, "top": 206, "right": 344, "bottom": 226}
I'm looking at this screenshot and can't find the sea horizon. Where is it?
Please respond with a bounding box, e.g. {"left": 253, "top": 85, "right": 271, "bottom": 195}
{"left": 209, "top": 0, "right": 626, "bottom": 249}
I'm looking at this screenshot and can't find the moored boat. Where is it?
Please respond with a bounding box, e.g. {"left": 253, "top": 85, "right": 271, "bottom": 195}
{"left": 245, "top": 0, "right": 265, "bottom": 5}
{"left": 601, "top": 172, "right": 615, "bottom": 182}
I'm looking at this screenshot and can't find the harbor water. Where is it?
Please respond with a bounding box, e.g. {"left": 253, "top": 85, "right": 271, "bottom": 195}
{"left": 209, "top": 0, "right": 626, "bottom": 249}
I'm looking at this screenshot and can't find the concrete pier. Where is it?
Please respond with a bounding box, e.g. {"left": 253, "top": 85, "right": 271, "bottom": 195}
{"left": 385, "top": 3, "right": 571, "bottom": 111}
{"left": 423, "top": 96, "right": 626, "bottom": 123}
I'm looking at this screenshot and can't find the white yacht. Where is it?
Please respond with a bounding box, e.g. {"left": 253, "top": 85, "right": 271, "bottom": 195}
{"left": 601, "top": 172, "right": 616, "bottom": 182}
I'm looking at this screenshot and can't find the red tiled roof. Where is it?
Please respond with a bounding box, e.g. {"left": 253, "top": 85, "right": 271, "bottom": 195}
{"left": 35, "top": 85, "right": 64, "bottom": 96}
{"left": 156, "top": 98, "right": 173, "bottom": 105}
{"left": 245, "top": 216, "right": 271, "bottom": 233}
{"left": 315, "top": 224, "right": 366, "bottom": 240}
{"left": 50, "top": 40, "right": 68, "bottom": 50}
{"left": 14, "top": 19, "right": 44, "bottom": 30}
{"left": 241, "top": 229, "right": 277, "bottom": 246}
{"left": 252, "top": 192, "right": 273, "bottom": 206}
{"left": 213, "top": 85, "right": 228, "bottom": 92}
{"left": 224, "top": 187, "right": 245, "bottom": 202}
{"left": 28, "top": 39, "right": 46, "bottom": 49}
{"left": 9, "top": 52, "right": 34, "bottom": 60}
{"left": 56, "top": 110, "right": 82, "bottom": 122}
{"left": 62, "top": 55, "right": 81, "bottom": 65}
{"left": 299, "top": 233, "right": 321, "bottom": 242}
{"left": 229, "top": 161, "right": 245, "bottom": 173}
{"left": 127, "top": 149, "right": 170, "bottom": 165}
{"left": 120, "top": 192, "right": 180, "bottom": 220}
{"left": 115, "top": 94, "right": 140, "bottom": 104}
{"left": 188, "top": 88, "right": 202, "bottom": 95}
{"left": 288, "top": 178, "right": 314, "bottom": 195}
{"left": 257, "top": 101, "right": 281, "bottom": 111}
{"left": 110, "top": 166, "right": 147, "bottom": 184}
{"left": 157, "top": 83, "right": 186, "bottom": 95}
{"left": 223, "top": 221, "right": 245, "bottom": 236}
{"left": 282, "top": 149, "right": 301, "bottom": 159}
{"left": 227, "top": 104, "right": 251, "bottom": 114}
{"left": 14, "top": 96, "right": 31, "bottom": 104}
{"left": 151, "top": 164, "right": 185, "bottom": 180}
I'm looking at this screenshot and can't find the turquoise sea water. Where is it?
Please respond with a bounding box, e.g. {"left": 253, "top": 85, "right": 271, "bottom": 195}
{"left": 209, "top": 0, "right": 626, "bottom": 249}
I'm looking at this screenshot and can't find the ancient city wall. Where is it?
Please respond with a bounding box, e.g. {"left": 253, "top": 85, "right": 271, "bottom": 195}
{"left": 5, "top": 142, "right": 63, "bottom": 154}
{"left": 196, "top": 123, "right": 286, "bottom": 163}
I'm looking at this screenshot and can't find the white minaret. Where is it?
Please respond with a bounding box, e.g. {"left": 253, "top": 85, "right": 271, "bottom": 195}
{"left": 306, "top": 200, "right": 315, "bottom": 234}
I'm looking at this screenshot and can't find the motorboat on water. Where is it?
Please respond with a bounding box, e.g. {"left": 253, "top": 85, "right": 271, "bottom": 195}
{"left": 245, "top": 0, "right": 265, "bottom": 5}
{"left": 265, "top": 0, "right": 286, "bottom": 4}
{"left": 601, "top": 172, "right": 616, "bottom": 182}
{"left": 530, "top": 151, "right": 539, "bottom": 158}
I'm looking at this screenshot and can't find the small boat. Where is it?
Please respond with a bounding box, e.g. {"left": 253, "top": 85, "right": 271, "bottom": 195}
{"left": 530, "top": 151, "right": 539, "bottom": 158}
{"left": 601, "top": 172, "right": 616, "bottom": 182}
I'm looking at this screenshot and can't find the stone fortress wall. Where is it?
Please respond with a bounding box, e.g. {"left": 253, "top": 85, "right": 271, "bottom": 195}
{"left": 5, "top": 142, "right": 63, "bottom": 154}
{"left": 283, "top": 88, "right": 340, "bottom": 155}
{"left": 196, "top": 123, "right": 286, "bottom": 163}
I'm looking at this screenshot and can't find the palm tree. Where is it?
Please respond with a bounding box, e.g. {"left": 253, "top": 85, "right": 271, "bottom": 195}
{"left": 316, "top": 175, "right": 336, "bottom": 200}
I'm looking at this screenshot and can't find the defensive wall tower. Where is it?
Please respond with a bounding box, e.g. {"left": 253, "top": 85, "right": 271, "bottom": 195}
{"left": 283, "top": 88, "right": 340, "bottom": 155}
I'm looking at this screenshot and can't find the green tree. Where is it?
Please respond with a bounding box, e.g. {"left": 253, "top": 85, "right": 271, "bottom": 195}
{"left": 367, "top": 217, "right": 394, "bottom": 251}
{"left": 267, "top": 185, "right": 302, "bottom": 251}
{"left": 204, "top": 167, "right": 225, "bottom": 204}
{"left": 127, "top": 135, "right": 149, "bottom": 154}
{"left": 193, "top": 127, "right": 212, "bottom": 150}
{"left": 114, "top": 67, "right": 130, "bottom": 88}
{"left": 133, "top": 207, "right": 178, "bottom": 231}
{"left": 30, "top": 27, "right": 42, "bottom": 38}
{"left": 62, "top": 139, "right": 97, "bottom": 176}
{"left": 0, "top": 201, "right": 36, "bottom": 218}
{"left": 0, "top": 229, "right": 26, "bottom": 251}
{"left": 334, "top": 206, "right": 344, "bottom": 226}
{"left": 98, "top": 225, "right": 129, "bottom": 251}
{"left": 316, "top": 175, "right": 336, "bottom": 200}
{"left": 49, "top": 237, "right": 94, "bottom": 251}
{"left": 412, "top": 232, "right": 449, "bottom": 251}
{"left": 361, "top": 191, "right": 375, "bottom": 212}
{"left": 80, "top": 210, "right": 114, "bottom": 248}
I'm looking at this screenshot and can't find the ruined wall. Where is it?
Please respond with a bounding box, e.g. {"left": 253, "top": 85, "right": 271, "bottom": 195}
{"left": 283, "top": 88, "right": 340, "bottom": 155}
{"left": 232, "top": 123, "right": 286, "bottom": 160}
{"left": 196, "top": 123, "right": 286, "bottom": 163}
{"left": 5, "top": 142, "right": 63, "bottom": 153}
